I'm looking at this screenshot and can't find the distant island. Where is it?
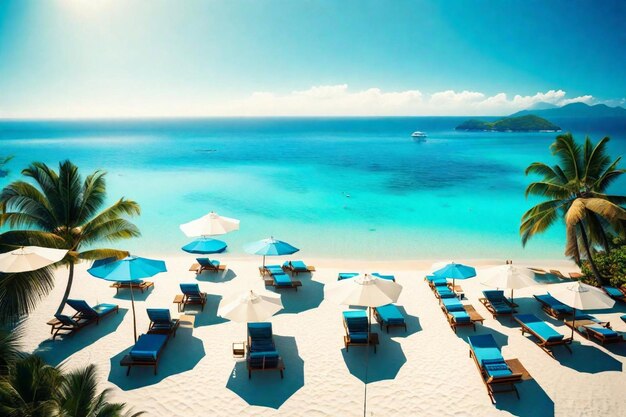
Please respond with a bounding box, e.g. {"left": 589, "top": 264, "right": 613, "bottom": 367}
{"left": 455, "top": 115, "right": 561, "bottom": 132}
{"left": 510, "top": 102, "right": 626, "bottom": 118}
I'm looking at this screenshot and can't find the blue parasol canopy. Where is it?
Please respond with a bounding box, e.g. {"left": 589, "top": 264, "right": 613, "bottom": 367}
{"left": 433, "top": 262, "right": 476, "bottom": 287}
{"left": 182, "top": 237, "right": 227, "bottom": 254}
{"left": 243, "top": 237, "right": 299, "bottom": 267}
{"left": 88, "top": 255, "right": 167, "bottom": 282}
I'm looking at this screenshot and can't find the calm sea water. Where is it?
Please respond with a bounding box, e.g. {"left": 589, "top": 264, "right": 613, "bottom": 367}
{"left": 1, "top": 117, "right": 625, "bottom": 260}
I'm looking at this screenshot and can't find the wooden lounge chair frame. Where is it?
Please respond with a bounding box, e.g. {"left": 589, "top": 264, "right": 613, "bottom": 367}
{"left": 49, "top": 305, "right": 119, "bottom": 340}
{"left": 120, "top": 333, "right": 170, "bottom": 376}
{"left": 190, "top": 260, "right": 226, "bottom": 275}
{"left": 246, "top": 355, "right": 285, "bottom": 379}
{"left": 173, "top": 291, "right": 207, "bottom": 312}
{"left": 514, "top": 316, "right": 573, "bottom": 357}
{"left": 602, "top": 286, "right": 626, "bottom": 302}
{"left": 533, "top": 295, "right": 573, "bottom": 319}
{"left": 469, "top": 348, "right": 524, "bottom": 404}
{"left": 282, "top": 262, "right": 316, "bottom": 276}
{"left": 443, "top": 304, "right": 484, "bottom": 333}
{"left": 110, "top": 280, "right": 154, "bottom": 294}
{"left": 148, "top": 317, "right": 180, "bottom": 337}
{"left": 373, "top": 307, "right": 407, "bottom": 333}
{"left": 549, "top": 269, "right": 570, "bottom": 280}
{"left": 342, "top": 319, "right": 379, "bottom": 353}
{"left": 478, "top": 296, "right": 517, "bottom": 319}
{"left": 571, "top": 322, "right": 624, "bottom": 345}
{"left": 264, "top": 277, "right": 302, "bottom": 291}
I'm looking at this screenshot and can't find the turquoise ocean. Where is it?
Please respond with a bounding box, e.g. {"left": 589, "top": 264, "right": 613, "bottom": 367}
{"left": 1, "top": 117, "right": 625, "bottom": 260}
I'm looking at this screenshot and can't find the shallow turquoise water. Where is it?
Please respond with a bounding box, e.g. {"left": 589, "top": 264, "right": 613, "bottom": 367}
{"left": 1, "top": 117, "right": 625, "bottom": 260}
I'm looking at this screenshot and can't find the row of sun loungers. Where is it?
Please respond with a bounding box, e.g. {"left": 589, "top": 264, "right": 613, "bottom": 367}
{"left": 425, "top": 274, "right": 484, "bottom": 333}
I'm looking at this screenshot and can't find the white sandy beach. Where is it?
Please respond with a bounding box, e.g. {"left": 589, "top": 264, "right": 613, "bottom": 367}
{"left": 19, "top": 255, "right": 626, "bottom": 417}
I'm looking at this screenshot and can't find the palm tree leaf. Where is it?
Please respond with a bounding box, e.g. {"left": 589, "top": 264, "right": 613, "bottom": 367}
{"left": 583, "top": 136, "right": 612, "bottom": 182}
{"left": 524, "top": 181, "right": 571, "bottom": 199}
{"left": 524, "top": 162, "right": 562, "bottom": 181}
{"left": 0, "top": 181, "right": 56, "bottom": 230}
{"left": 0, "top": 230, "right": 66, "bottom": 250}
{"left": 580, "top": 198, "right": 626, "bottom": 222}
{"left": 81, "top": 219, "right": 141, "bottom": 246}
{"left": 78, "top": 249, "right": 129, "bottom": 261}
{"left": 0, "top": 327, "right": 23, "bottom": 374}
{"left": 59, "top": 364, "right": 99, "bottom": 417}
{"left": 520, "top": 204, "right": 560, "bottom": 246}
{"left": 550, "top": 133, "right": 581, "bottom": 181}
{"left": 0, "top": 267, "right": 55, "bottom": 326}
{"left": 76, "top": 170, "right": 107, "bottom": 226}
{"left": 593, "top": 159, "right": 625, "bottom": 191}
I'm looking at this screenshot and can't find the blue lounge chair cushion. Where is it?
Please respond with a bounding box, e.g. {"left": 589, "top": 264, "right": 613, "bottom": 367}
{"left": 603, "top": 286, "right": 624, "bottom": 298}
{"left": 483, "top": 290, "right": 506, "bottom": 301}
{"left": 273, "top": 273, "right": 293, "bottom": 286}
{"left": 55, "top": 314, "right": 78, "bottom": 327}
{"left": 197, "top": 258, "right": 220, "bottom": 267}
{"left": 249, "top": 351, "right": 279, "bottom": 368}
{"left": 432, "top": 279, "right": 448, "bottom": 286}
{"left": 343, "top": 310, "right": 367, "bottom": 320}
{"left": 490, "top": 301, "right": 513, "bottom": 314}
{"left": 534, "top": 294, "right": 573, "bottom": 315}
{"left": 265, "top": 265, "right": 283, "bottom": 274}
{"left": 283, "top": 260, "right": 308, "bottom": 271}
{"left": 343, "top": 311, "right": 369, "bottom": 333}
{"left": 442, "top": 297, "right": 465, "bottom": 312}
{"left": 248, "top": 322, "right": 273, "bottom": 340}
{"left": 376, "top": 304, "right": 405, "bottom": 324}
{"left": 372, "top": 273, "right": 396, "bottom": 281}
{"left": 349, "top": 332, "right": 369, "bottom": 343}
{"left": 338, "top": 272, "right": 359, "bottom": 280}
{"left": 250, "top": 340, "right": 275, "bottom": 352}
{"left": 67, "top": 299, "right": 116, "bottom": 318}
{"left": 436, "top": 286, "right": 456, "bottom": 299}
{"left": 180, "top": 283, "right": 202, "bottom": 295}
{"left": 449, "top": 311, "right": 471, "bottom": 323}
{"left": 91, "top": 303, "right": 117, "bottom": 316}
{"left": 468, "top": 334, "right": 513, "bottom": 378}
{"left": 130, "top": 334, "right": 167, "bottom": 361}
{"left": 515, "top": 314, "right": 564, "bottom": 342}
{"left": 585, "top": 326, "right": 619, "bottom": 337}
{"left": 147, "top": 308, "right": 172, "bottom": 324}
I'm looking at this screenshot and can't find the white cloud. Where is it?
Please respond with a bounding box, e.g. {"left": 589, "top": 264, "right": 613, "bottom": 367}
{"left": 213, "top": 85, "right": 598, "bottom": 116}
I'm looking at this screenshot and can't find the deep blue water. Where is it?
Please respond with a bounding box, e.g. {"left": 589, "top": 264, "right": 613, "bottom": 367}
{"left": 1, "top": 117, "right": 625, "bottom": 260}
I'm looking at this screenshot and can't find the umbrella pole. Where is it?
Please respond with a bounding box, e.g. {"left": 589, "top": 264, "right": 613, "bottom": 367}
{"left": 130, "top": 285, "right": 137, "bottom": 343}
{"left": 571, "top": 307, "right": 576, "bottom": 339}
{"left": 263, "top": 255, "right": 266, "bottom": 268}
{"left": 511, "top": 289, "right": 514, "bottom": 305}
{"left": 364, "top": 306, "right": 370, "bottom": 417}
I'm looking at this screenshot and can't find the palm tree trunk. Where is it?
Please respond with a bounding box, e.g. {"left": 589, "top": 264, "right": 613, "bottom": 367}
{"left": 55, "top": 261, "right": 74, "bottom": 316}
{"left": 578, "top": 224, "right": 604, "bottom": 286}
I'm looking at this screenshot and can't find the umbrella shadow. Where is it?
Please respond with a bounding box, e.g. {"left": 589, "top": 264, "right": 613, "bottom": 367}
{"left": 226, "top": 335, "right": 304, "bottom": 409}
{"left": 495, "top": 378, "right": 555, "bottom": 417}
{"left": 34, "top": 309, "right": 128, "bottom": 366}
{"left": 108, "top": 326, "right": 206, "bottom": 390}
{"left": 454, "top": 326, "right": 510, "bottom": 348}
{"left": 371, "top": 306, "right": 422, "bottom": 338}
{"left": 274, "top": 278, "right": 325, "bottom": 315}
{"left": 341, "top": 336, "right": 407, "bottom": 383}
{"left": 554, "top": 342, "right": 622, "bottom": 373}
{"left": 192, "top": 294, "right": 228, "bottom": 327}
{"left": 112, "top": 288, "right": 152, "bottom": 302}
{"left": 196, "top": 269, "right": 237, "bottom": 283}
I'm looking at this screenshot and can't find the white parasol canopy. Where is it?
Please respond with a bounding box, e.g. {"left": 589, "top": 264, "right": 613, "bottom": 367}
{"left": 180, "top": 211, "right": 240, "bottom": 237}
{"left": 0, "top": 246, "right": 68, "bottom": 273}
{"left": 218, "top": 289, "right": 283, "bottom": 323}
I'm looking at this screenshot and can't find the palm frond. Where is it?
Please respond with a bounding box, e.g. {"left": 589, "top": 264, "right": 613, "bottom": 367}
{"left": 78, "top": 249, "right": 129, "bottom": 262}
{"left": 0, "top": 181, "right": 56, "bottom": 230}
{"left": 551, "top": 133, "right": 582, "bottom": 181}
{"left": 583, "top": 136, "right": 611, "bottom": 182}
{"left": 76, "top": 170, "right": 107, "bottom": 226}
{"left": 0, "top": 267, "right": 55, "bottom": 326}
{"left": 520, "top": 204, "right": 560, "bottom": 246}
{"left": 524, "top": 181, "right": 572, "bottom": 199}
{"left": 0, "top": 327, "right": 24, "bottom": 374}
{"left": 81, "top": 219, "right": 141, "bottom": 246}
{"left": 0, "top": 230, "right": 66, "bottom": 250}
{"left": 524, "top": 162, "right": 563, "bottom": 182}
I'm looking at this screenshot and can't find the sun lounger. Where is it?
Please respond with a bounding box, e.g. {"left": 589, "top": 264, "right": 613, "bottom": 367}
{"left": 371, "top": 272, "right": 396, "bottom": 282}
{"left": 479, "top": 290, "right": 516, "bottom": 318}
{"left": 265, "top": 270, "right": 302, "bottom": 291}
{"left": 110, "top": 279, "right": 154, "bottom": 294}
{"left": 528, "top": 267, "right": 547, "bottom": 275}
{"left": 549, "top": 269, "right": 570, "bottom": 280}
{"left": 568, "top": 272, "right": 584, "bottom": 279}
{"left": 174, "top": 283, "right": 207, "bottom": 312}
{"left": 602, "top": 286, "right": 626, "bottom": 302}
{"left": 581, "top": 325, "right": 624, "bottom": 345}
{"left": 282, "top": 260, "right": 315, "bottom": 275}
{"left": 440, "top": 298, "right": 483, "bottom": 332}
{"left": 374, "top": 304, "right": 407, "bottom": 333}
{"left": 51, "top": 299, "right": 119, "bottom": 340}
{"left": 193, "top": 257, "right": 225, "bottom": 274}
{"left": 338, "top": 272, "right": 360, "bottom": 280}
{"left": 514, "top": 313, "right": 572, "bottom": 356}
{"left": 147, "top": 308, "right": 180, "bottom": 336}
{"left": 533, "top": 293, "right": 574, "bottom": 319}
{"left": 120, "top": 333, "right": 169, "bottom": 375}
{"left": 343, "top": 310, "right": 378, "bottom": 352}
{"left": 468, "top": 334, "right": 524, "bottom": 403}
{"left": 247, "top": 322, "right": 284, "bottom": 378}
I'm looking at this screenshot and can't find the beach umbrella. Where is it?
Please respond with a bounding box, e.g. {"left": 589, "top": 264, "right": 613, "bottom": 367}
{"left": 547, "top": 281, "right": 615, "bottom": 338}
{"left": 180, "top": 211, "right": 240, "bottom": 237}
{"left": 243, "top": 237, "right": 299, "bottom": 267}
{"left": 181, "top": 237, "right": 227, "bottom": 254}
{"left": 218, "top": 289, "right": 283, "bottom": 323}
{"left": 0, "top": 246, "right": 68, "bottom": 273}
{"left": 480, "top": 264, "right": 537, "bottom": 305}
{"left": 433, "top": 262, "right": 476, "bottom": 288}
{"left": 88, "top": 255, "right": 167, "bottom": 343}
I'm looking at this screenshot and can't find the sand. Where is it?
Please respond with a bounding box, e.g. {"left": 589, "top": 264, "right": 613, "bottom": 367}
{"left": 19, "top": 255, "right": 625, "bottom": 417}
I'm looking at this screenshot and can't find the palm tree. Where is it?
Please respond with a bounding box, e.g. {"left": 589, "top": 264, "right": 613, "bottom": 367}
{"left": 0, "top": 160, "right": 141, "bottom": 316}
{"left": 57, "top": 364, "right": 143, "bottom": 417}
{"left": 521, "top": 133, "right": 626, "bottom": 285}
{"left": 0, "top": 267, "right": 55, "bottom": 326}
{"left": 0, "top": 328, "right": 22, "bottom": 376}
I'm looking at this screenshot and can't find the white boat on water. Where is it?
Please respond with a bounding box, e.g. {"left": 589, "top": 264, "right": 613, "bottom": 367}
{"left": 411, "top": 131, "right": 427, "bottom": 141}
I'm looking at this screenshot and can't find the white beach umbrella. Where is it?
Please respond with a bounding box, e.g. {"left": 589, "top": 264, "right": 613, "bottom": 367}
{"left": 218, "top": 289, "right": 283, "bottom": 323}
{"left": 329, "top": 273, "right": 402, "bottom": 307}
{"left": 548, "top": 281, "right": 615, "bottom": 338}
{"left": 0, "top": 246, "right": 68, "bottom": 273}
{"left": 480, "top": 264, "right": 538, "bottom": 304}
{"left": 180, "top": 211, "right": 240, "bottom": 237}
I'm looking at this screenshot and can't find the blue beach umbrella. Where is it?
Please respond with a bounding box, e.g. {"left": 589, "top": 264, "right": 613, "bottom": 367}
{"left": 243, "top": 237, "right": 299, "bottom": 267}
{"left": 88, "top": 255, "right": 167, "bottom": 343}
{"left": 433, "top": 262, "right": 476, "bottom": 288}
{"left": 182, "top": 237, "right": 227, "bottom": 254}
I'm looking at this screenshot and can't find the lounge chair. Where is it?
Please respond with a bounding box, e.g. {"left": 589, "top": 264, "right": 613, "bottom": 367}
{"left": 514, "top": 314, "right": 572, "bottom": 356}
{"left": 434, "top": 284, "right": 457, "bottom": 299}
{"left": 282, "top": 260, "right": 315, "bottom": 276}
{"left": 533, "top": 293, "right": 574, "bottom": 319}
{"left": 580, "top": 325, "right": 624, "bottom": 345}
{"left": 265, "top": 270, "right": 302, "bottom": 291}
{"left": 174, "top": 283, "right": 207, "bottom": 312}
{"left": 338, "top": 272, "right": 360, "bottom": 280}
{"left": 373, "top": 304, "right": 407, "bottom": 333}
{"left": 193, "top": 257, "right": 225, "bottom": 274}
{"left": 51, "top": 299, "right": 119, "bottom": 340}
{"left": 343, "top": 310, "right": 378, "bottom": 352}
{"left": 602, "top": 286, "right": 626, "bottom": 302}
{"left": 261, "top": 264, "right": 284, "bottom": 276}
{"left": 110, "top": 279, "right": 154, "bottom": 294}
{"left": 479, "top": 290, "right": 516, "bottom": 318}
{"left": 441, "top": 298, "right": 484, "bottom": 332}
{"left": 528, "top": 267, "right": 547, "bottom": 275}
{"left": 120, "top": 333, "right": 169, "bottom": 375}
{"left": 247, "top": 322, "right": 284, "bottom": 378}
{"left": 468, "top": 334, "right": 524, "bottom": 403}
{"left": 147, "top": 308, "right": 180, "bottom": 337}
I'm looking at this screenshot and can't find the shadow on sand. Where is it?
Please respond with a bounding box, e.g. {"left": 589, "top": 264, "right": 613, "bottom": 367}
{"left": 274, "top": 277, "right": 325, "bottom": 315}
{"left": 108, "top": 326, "right": 205, "bottom": 390}
{"left": 113, "top": 288, "right": 153, "bottom": 302}
{"left": 555, "top": 342, "right": 623, "bottom": 373}
{"left": 226, "top": 335, "right": 304, "bottom": 409}
{"left": 371, "top": 306, "right": 422, "bottom": 338}
{"left": 341, "top": 336, "right": 407, "bottom": 383}
{"left": 196, "top": 269, "right": 237, "bottom": 283}
{"left": 496, "top": 379, "right": 555, "bottom": 417}
{"left": 35, "top": 309, "right": 128, "bottom": 366}
{"left": 193, "top": 294, "right": 228, "bottom": 327}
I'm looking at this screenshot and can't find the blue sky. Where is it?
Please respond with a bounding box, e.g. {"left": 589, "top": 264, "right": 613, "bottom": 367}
{"left": 0, "top": 0, "right": 624, "bottom": 117}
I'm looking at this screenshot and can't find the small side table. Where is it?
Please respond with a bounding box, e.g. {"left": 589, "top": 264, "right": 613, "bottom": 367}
{"left": 232, "top": 342, "right": 245, "bottom": 358}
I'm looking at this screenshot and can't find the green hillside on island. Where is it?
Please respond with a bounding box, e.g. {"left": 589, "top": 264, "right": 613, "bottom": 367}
{"left": 455, "top": 115, "right": 561, "bottom": 132}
